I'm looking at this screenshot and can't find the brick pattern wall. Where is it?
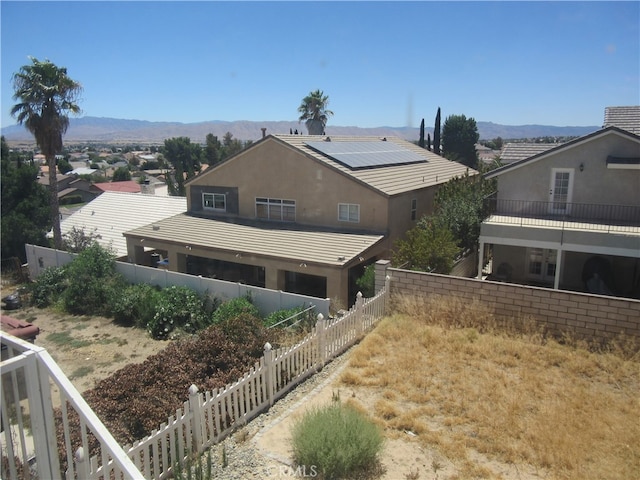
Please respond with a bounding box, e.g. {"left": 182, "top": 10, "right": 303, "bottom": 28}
{"left": 375, "top": 261, "right": 640, "bottom": 342}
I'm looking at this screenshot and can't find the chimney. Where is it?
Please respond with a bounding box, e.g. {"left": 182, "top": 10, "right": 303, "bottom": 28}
{"left": 261, "top": 127, "right": 267, "bottom": 138}
{"left": 140, "top": 179, "right": 155, "bottom": 195}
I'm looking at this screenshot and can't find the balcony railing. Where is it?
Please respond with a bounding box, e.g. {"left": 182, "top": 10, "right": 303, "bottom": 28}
{"left": 484, "top": 198, "right": 640, "bottom": 233}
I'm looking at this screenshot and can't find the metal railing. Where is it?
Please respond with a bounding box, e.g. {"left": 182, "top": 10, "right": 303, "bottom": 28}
{"left": 485, "top": 198, "right": 640, "bottom": 232}
{"left": 1, "top": 333, "right": 143, "bottom": 480}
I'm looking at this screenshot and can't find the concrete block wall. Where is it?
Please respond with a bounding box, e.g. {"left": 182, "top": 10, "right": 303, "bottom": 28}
{"left": 374, "top": 261, "right": 640, "bottom": 343}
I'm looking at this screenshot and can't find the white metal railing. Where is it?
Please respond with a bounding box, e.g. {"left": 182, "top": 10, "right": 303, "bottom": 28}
{"left": 1, "top": 334, "right": 143, "bottom": 480}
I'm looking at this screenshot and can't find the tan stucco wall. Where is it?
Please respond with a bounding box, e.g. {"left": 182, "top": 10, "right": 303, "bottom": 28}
{"left": 188, "top": 138, "right": 389, "bottom": 232}
{"left": 496, "top": 132, "right": 640, "bottom": 205}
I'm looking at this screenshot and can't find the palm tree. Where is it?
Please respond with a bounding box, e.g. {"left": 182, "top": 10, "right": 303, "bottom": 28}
{"left": 297, "top": 89, "right": 333, "bottom": 135}
{"left": 11, "top": 57, "right": 82, "bottom": 249}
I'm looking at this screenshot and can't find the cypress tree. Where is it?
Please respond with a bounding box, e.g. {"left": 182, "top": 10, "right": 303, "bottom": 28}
{"left": 434, "top": 107, "right": 441, "bottom": 155}
{"left": 419, "top": 118, "right": 425, "bottom": 148}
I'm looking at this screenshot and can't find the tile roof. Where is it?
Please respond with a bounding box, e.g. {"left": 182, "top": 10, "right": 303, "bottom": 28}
{"left": 60, "top": 192, "right": 186, "bottom": 258}
{"left": 93, "top": 181, "right": 141, "bottom": 193}
{"left": 499, "top": 143, "right": 561, "bottom": 164}
{"left": 272, "top": 135, "right": 476, "bottom": 196}
{"left": 487, "top": 127, "right": 640, "bottom": 179}
{"left": 603, "top": 106, "right": 640, "bottom": 135}
{"left": 125, "top": 214, "right": 384, "bottom": 267}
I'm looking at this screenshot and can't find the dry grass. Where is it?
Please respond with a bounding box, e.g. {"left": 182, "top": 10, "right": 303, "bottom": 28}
{"left": 339, "top": 294, "right": 640, "bottom": 480}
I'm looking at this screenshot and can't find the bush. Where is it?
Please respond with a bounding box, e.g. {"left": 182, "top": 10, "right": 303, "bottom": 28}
{"left": 291, "top": 401, "right": 384, "bottom": 479}
{"left": 60, "top": 243, "right": 124, "bottom": 315}
{"left": 264, "top": 305, "right": 306, "bottom": 328}
{"left": 356, "top": 264, "right": 375, "bottom": 298}
{"left": 148, "top": 286, "right": 207, "bottom": 339}
{"left": 29, "top": 266, "right": 67, "bottom": 308}
{"left": 210, "top": 295, "right": 259, "bottom": 325}
{"left": 111, "top": 283, "right": 161, "bottom": 328}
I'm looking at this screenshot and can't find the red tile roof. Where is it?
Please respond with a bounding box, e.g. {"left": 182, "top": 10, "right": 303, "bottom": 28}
{"left": 93, "top": 181, "right": 141, "bottom": 193}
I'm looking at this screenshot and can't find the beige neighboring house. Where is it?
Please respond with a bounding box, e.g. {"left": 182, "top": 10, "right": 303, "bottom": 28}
{"left": 479, "top": 109, "right": 640, "bottom": 299}
{"left": 60, "top": 192, "right": 187, "bottom": 260}
{"left": 124, "top": 134, "right": 475, "bottom": 306}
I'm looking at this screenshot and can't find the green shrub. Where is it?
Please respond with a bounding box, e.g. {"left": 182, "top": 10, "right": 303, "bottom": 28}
{"left": 111, "top": 283, "right": 161, "bottom": 328}
{"left": 264, "top": 305, "right": 306, "bottom": 328}
{"left": 211, "top": 295, "right": 259, "bottom": 325}
{"left": 29, "top": 266, "right": 67, "bottom": 308}
{"left": 356, "top": 264, "right": 375, "bottom": 298}
{"left": 291, "top": 402, "right": 384, "bottom": 479}
{"left": 61, "top": 244, "right": 124, "bottom": 315}
{"left": 148, "top": 286, "right": 206, "bottom": 339}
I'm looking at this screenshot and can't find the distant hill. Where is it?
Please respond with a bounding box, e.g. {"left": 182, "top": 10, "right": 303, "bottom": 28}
{"left": 1, "top": 116, "right": 600, "bottom": 145}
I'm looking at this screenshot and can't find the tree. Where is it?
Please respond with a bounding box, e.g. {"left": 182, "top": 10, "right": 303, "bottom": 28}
{"left": 205, "top": 133, "right": 221, "bottom": 165}
{"left": 112, "top": 166, "right": 131, "bottom": 181}
{"left": 298, "top": 89, "right": 333, "bottom": 135}
{"left": 57, "top": 157, "right": 73, "bottom": 174}
{"left": 419, "top": 118, "right": 425, "bottom": 148}
{"left": 442, "top": 114, "right": 479, "bottom": 169}
{"left": 1, "top": 136, "right": 51, "bottom": 261}
{"left": 11, "top": 57, "right": 82, "bottom": 249}
{"left": 162, "top": 136, "right": 202, "bottom": 196}
{"left": 392, "top": 218, "right": 459, "bottom": 274}
{"left": 434, "top": 172, "right": 494, "bottom": 252}
{"left": 433, "top": 107, "right": 441, "bottom": 155}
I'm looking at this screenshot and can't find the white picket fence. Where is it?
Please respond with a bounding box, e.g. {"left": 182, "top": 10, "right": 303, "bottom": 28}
{"left": 124, "top": 277, "right": 390, "bottom": 480}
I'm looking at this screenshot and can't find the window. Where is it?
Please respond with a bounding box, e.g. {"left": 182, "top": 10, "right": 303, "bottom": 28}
{"left": 411, "top": 199, "right": 417, "bottom": 221}
{"left": 203, "top": 193, "right": 226, "bottom": 211}
{"left": 256, "top": 197, "right": 296, "bottom": 221}
{"left": 338, "top": 203, "right": 360, "bottom": 223}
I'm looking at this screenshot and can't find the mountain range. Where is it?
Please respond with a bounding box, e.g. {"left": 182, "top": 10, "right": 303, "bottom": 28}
{"left": 1, "top": 116, "right": 600, "bottom": 145}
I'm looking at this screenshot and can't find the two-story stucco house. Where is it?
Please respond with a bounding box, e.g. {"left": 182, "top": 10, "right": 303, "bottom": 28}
{"left": 124, "top": 134, "right": 474, "bottom": 306}
{"left": 478, "top": 107, "right": 640, "bottom": 299}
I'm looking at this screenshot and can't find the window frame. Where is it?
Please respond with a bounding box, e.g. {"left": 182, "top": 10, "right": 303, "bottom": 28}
{"left": 202, "top": 192, "right": 227, "bottom": 211}
{"left": 411, "top": 198, "right": 417, "bottom": 221}
{"left": 338, "top": 203, "right": 360, "bottom": 223}
{"left": 256, "top": 197, "right": 296, "bottom": 222}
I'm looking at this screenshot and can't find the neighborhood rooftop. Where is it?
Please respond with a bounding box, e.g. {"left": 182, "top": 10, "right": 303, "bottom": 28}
{"left": 125, "top": 214, "right": 384, "bottom": 267}
{"left": 273, "top": 135, "right": 476, "bottom": 196}
{"left": 60, "top": 192, "right": 187, "bottom": 258}
{"left": 604, "top": 106, "right": 640, "bottom": 135}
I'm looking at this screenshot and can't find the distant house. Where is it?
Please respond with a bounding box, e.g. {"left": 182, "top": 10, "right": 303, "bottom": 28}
{"left": 92, "top": 181, "right": 141, "bottom": 194}
{"left": 603, "top": 105, "right": 640, "bottom": 134}
{"left": 124, "top": 134, "right": 476, "bottom": 305}
{"left": 38, "top": 173, "right": 97, "bottom": 204}
{"left": 60, "top": 192, "right": 187, "bottom": 260}
{"left": 478, "top": 107, "right": 640, "bottom": 299}
{"left": 499, "top": 143, "right": 562, "bottom": 165}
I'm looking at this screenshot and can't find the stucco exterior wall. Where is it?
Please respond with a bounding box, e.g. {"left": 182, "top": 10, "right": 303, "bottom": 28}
{"left": 496, "top": 132, "right": 640, "bottom": 205}
{"left": 188, "top": 138, "right": 389, "bottom": 232}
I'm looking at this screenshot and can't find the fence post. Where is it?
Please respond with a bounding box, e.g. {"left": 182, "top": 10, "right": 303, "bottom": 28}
{"left": 316, "top": 314, "right": 326, "bottom": 368}
{"left": 264, "top": 343, "right": 275, "bottom": 407}
{"left": 384, "top": 275, "right": 391, "bottom": 313}
{"left": 188, "top": 384, "right": 202, "bottom": 453}
{"left": 355, "top": 292, "right": 364, "bottom": 338}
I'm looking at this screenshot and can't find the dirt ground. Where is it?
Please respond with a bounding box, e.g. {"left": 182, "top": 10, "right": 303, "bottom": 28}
{"left": 3, "top": 306, "right": 169, "bottom": 403}
{"left": 2, "top": 304, "right": 546, "bottom": 480}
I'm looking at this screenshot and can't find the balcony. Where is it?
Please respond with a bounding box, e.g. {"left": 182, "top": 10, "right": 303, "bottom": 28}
{"left": 484, "top": 197, "right": 640, "bottom": 234}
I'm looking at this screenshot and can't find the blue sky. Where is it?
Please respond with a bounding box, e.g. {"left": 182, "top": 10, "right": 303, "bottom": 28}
{"left": 2, "top": 1, "right": 638, "bottom": 129}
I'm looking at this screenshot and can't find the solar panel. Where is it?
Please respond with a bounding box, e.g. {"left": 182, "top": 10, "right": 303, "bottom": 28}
{"left": 305, "top": 141, "right": 426, "bottom": 170}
